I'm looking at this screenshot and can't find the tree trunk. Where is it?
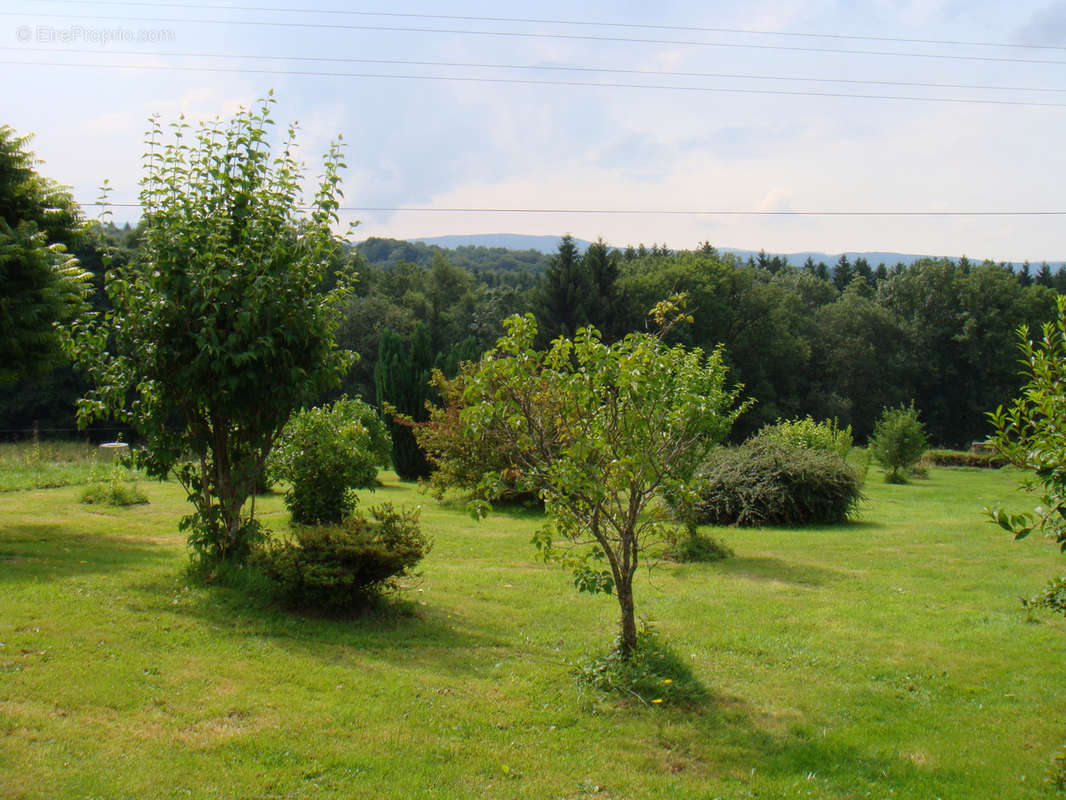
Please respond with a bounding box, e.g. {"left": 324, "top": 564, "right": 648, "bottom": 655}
{"left": 616, "top": 575, "right": 638, "bottom": 658}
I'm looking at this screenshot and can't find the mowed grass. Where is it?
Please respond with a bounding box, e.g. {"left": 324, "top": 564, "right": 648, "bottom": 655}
{"left": 0, "top": 464, "right": 1063, "bottom": 799}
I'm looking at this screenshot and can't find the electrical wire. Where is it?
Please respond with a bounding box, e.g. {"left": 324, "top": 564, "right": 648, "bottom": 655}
{"left": 82, "top": 202, "right": 1066, "bottom": 217}
{"left": 10, "top": 59, "right": 1066, "bottom": 108}
{"left": 6, "top": 11, "right": 1066, "bottom": 66}
{"left": 28, "top": 0, "right": 1066, "bottom": 53}
{"left": 7, "top": 45, "right": 1063, "bottom": 95}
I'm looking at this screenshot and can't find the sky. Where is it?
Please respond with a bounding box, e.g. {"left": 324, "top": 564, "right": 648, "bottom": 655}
{"left": 4, "top": 0, "right": 1066, "bottom": 261}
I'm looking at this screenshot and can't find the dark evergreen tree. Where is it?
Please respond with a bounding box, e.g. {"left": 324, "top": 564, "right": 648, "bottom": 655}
{"left": 582, "top": 238, "right": 621, "bottom": 340}
{"left": 435, "top": 335, "right": 480, "bottom": 379}
{"left": 375, "top": 324, "right": 434, "bottom": 480}
{"left": 854, "top": 257, "right": 873, "bottom": 287}
{"left": 1054, "top": 266, "right": 1066, "bottom": 294}
{"left": 832, "top": 254, "right": 854, "bottom": 292}
{"left": 534, "top": 234, "right": 591, "bottom": 346}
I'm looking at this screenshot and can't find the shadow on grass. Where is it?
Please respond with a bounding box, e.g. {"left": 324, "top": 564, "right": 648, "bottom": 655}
{"left": 840, "top": 520, "right": 886, "bottom": 531}
{"left": 714, "top": 555, "right": 843, "bottom": 586}
{"left": 687, "top": 709, "right": 961, "bottom": 797}
{"left": 582, "top": 658, "right": 960, "bottom": 796}
{"left": 367, "top": 481, "right": 417, "bottom": 494}
{"left": 145, "top": 572, "right": 513, "bottom": 679}
{"left": 0, "top": 522, "right": 171, "bottom": 584}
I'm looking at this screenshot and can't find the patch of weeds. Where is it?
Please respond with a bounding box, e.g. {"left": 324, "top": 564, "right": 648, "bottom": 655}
{"left": 80, "top": 480, "right": 148, "bottom": 507}
{"left": 79, "top": 455, "right": 148, "bottom": 506}
{"left": 1049, "top": 743, "right": 1066, "bottom": 793}
{"left": 575, "top": 624, "right": 708, "bottom": 708}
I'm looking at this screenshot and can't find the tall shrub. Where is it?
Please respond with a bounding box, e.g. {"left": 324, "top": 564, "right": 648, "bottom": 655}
{"left": 77, "top": 96, "right": 353, "bottom": 563}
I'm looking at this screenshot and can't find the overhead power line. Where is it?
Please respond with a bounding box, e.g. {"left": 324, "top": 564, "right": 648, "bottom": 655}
{"left": 6, "top": 11, "right": 1066, "bottom": 66}
{"left": 30, "top": 0, "right": 1066, "bottom": 52}
{"left": 8, "top": 45, "right": 1064, "bottom": 95}
{"left": 10, "top": 59, "right": 1066, "bottom": 108}
{"left": 84, "top": 202, "right": 1066, "bottom": 217}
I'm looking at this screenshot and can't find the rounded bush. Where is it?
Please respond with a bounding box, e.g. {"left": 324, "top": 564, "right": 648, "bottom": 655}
{"left": 693, "top": 441, "right": 862, "bottom": 527}
{"left": 268, "top": 397, "right": 391, "bottom": 525}
{"left": 257, "top": 503, "right": 428, "bottom": 612}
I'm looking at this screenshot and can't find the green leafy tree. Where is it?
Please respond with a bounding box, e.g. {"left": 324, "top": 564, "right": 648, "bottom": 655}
{"left": 616, "top": 249, "right": 811, "bottom": 436}
{"left": 868, "top": 403, "right": 928, "bottom": 483}
{"left": 986, "top": 294, "right": 1066, "bottom": 560}
{"left": 413, "top": 365, "right": 534, "bottom": 503}
{"left": 425, "top": 252, "right": 476, "bottom": 354}
{"left": 876, "top": 258, "right": 1056, "bottom": 447}
{"left": 77, "top": 96, "right": 354, "bottom": 564}
{"left": 462, "top": 297, "right": 748, "bottom": 656}
{"left": 0, "top": 125, "right": 91, "bottom": 386}
{"left": 807, "top": 285, "right": 911, "bottom": 439}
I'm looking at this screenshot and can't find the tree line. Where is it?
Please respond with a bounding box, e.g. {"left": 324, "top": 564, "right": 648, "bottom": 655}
{"left": 357, "top": 235, "right": 1060, "bottom": 451}
{"left": 3, "top": 222, "right": 1060, "bottom": 451}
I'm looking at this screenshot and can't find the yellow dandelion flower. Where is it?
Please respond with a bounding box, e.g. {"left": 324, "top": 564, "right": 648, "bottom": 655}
{"left": 662, "top": 679, "right": 673, "bottom": 684}
{"left": 651, "top": 698, "right": 663, "bottom": 704}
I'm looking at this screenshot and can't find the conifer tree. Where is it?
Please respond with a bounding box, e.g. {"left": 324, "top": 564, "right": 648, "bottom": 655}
{"left": 375, "top": 323, "right": 434, "bottom": 480}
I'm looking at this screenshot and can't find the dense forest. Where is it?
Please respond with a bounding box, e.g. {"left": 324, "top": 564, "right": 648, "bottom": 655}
{"left": 2, "top": 225, "right": 1060, "bottom": 449}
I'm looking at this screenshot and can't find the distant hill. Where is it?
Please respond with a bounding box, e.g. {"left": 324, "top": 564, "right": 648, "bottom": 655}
{"left": 411, "top": 234, "right": 592, "bottom": 253}
{"left": 401, "top": 234, "right": 1063, "bottom": 268}
{"left": 718, "top": 249, "right": 1066, "bottom": 269}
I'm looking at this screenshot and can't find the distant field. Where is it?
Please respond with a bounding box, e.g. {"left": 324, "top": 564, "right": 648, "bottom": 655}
{"left": 1, "top": 466, "right": 1063, "bottom": 799}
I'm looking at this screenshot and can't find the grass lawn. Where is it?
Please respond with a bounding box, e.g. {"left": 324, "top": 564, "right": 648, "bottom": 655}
{"left": 0, "top": 463, "right": 1063, "bottom": 798}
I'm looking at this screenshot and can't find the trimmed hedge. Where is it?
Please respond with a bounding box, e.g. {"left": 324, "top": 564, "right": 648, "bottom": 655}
{"left": 920, "top": 449, "right": 1005, "bottom": 469}
{"left": 693, "top": 441, "right": 863, "bottom": 527}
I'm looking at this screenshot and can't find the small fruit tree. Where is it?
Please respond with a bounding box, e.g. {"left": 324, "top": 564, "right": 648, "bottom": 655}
{"left": 462, "top": 297, "right": 748, "bottom": 656}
